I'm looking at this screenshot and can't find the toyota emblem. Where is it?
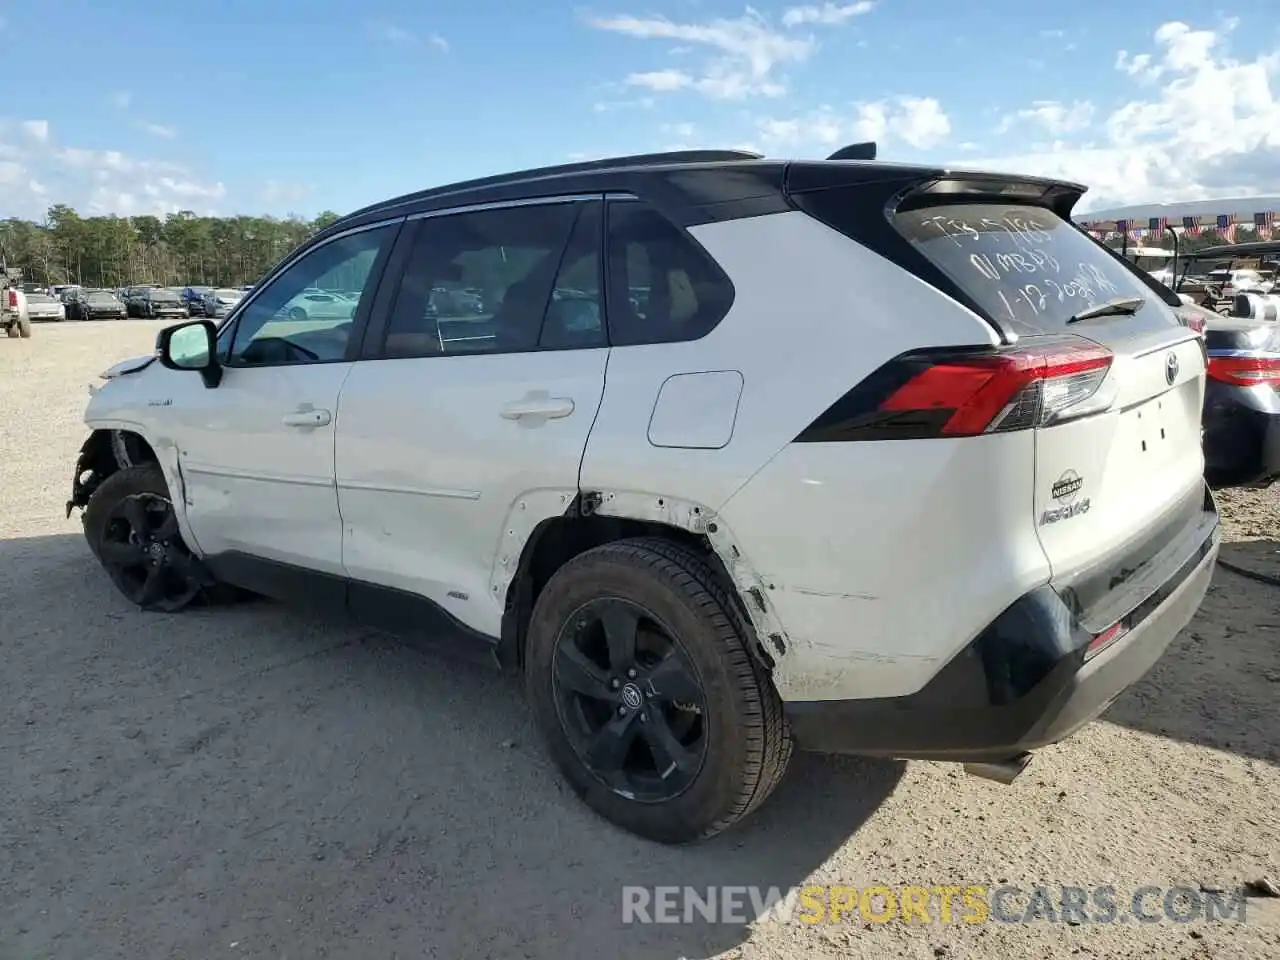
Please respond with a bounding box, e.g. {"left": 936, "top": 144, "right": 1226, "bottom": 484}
{"left": 1165, "top": 352, "right": 1179, "bottom": 386}
{"left": 621, "top": 683, "right": 644, "bottom": 711}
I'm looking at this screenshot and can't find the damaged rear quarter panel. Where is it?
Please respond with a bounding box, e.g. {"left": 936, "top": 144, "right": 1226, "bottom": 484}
{"left": 591, "top": 491, "right": 792, "bottom": 665}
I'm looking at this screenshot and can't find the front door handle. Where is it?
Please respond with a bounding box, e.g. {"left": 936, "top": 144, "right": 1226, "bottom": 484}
{"left": 500, "top": 392, "right": 575, "bottom": 421}
{"left": 282, "top": 408, "right": 332, "bottom": 427}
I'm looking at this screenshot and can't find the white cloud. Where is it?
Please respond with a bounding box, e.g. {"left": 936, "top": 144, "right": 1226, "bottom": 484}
{"left": 781, "top": 2, "right": 874, "bottom": 28}
{"left": 139, "top": 122, "right": 177, "bottom": 139}
{"left": 756, "top": 96, "right": 952, "bottom": 153}
{"left": 895, "top": 96, "right": 951, "bottom": 149}
{"left": 20, "top": 120, "right": 49, "bottom": 143}
{"left": 589, "top": 10, "right": 815, "bottom": 100}
{"left": 997, "top": 100, "right": 1095, "bottom": 136}
{"left": 369, "top": 21, "right": 414, "bottom": 44}
{"left": 367, "top": 20, "right": 447, "bottom": 51}
{"left": 626, "top": 69, "right": 692, "bottom": 92}
{"left": 0, "top": 133, "right": 229, "bottom": 219}
{"left": 974, "top": 20, "right": 1280, "bottom": 211}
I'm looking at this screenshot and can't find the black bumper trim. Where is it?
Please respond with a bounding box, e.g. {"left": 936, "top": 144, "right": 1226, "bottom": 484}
{"left": 785, "top": 490, "right": 1220, "bottom": 762}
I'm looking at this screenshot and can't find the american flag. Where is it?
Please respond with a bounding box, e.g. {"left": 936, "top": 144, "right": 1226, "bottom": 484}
{"left": 1216, "top": 214, "right": 1237, "bottom": 243}
{"left": 1147, "top": 216, "right": 1167, "bottom": 235}
{"left": 1181, "top": 215, "right": 1202, "bottom": 236}
{"left": 1253, "top": 212, "right": 1274, "bottom": 240}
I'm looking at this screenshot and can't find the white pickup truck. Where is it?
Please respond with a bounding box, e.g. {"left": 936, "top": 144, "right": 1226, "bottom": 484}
{"left": 2, "top": 269, "right": 32, "bottom": 338}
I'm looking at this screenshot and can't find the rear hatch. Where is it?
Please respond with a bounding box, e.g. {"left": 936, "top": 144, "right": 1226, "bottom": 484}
{"left": 784, "top": 165, "right": 1209, "bottom": 631}
{"left": 889, "top": 199, "right": 1208, "bottom": 623}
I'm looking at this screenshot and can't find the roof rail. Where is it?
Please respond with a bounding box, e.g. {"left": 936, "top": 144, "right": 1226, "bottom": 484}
{"left": 343, "top": 148, "right": 765, "bottom": 223}
{"left": 826, "top": 141, "right": 877, "bottom": 161}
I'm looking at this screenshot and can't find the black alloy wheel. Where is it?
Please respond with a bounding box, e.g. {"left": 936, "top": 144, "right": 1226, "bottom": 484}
{"left": 98, "top": 492, "right": 204, "bottom": 611}
{"left": 552, "top": 596, "right": 709, "bottom": 803}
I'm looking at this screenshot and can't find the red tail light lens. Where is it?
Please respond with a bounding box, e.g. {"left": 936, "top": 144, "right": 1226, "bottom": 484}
{"left": 1084, "top": 621, "right": 1129, "bottom": 661}
{"left": 879, "top": 339, "right": 1114, "bottom": 437}
{"left": 5, "top": 290, "right": 16, "bottom": 308}
{"left": 1207, "top": 353, "right": 1280, "bottom": 387}
{"left": 796, "top": 337, "right": 1115, "bottom": 442}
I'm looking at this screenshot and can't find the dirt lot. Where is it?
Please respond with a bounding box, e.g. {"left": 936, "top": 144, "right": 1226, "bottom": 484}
{"left": 2, "top": 321, "right": 1278, "bottom": 960}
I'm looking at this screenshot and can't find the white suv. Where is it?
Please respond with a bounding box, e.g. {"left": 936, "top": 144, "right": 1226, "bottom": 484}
{"left": 67, "top": 147, "right": 1220, "bottom": 844}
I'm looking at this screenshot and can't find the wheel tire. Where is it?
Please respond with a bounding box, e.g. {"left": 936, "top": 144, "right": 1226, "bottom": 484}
{"left": 5, "top": 324, "right": 18, "bottom": 338}
{"left": 525, "top": 537, "right": 792, "bottom": 844}
{"left": 82, "top": 463, "right": 235, "bottom": 611}
{"left": 18, "top": 318, "right": 32, "bottom": 338}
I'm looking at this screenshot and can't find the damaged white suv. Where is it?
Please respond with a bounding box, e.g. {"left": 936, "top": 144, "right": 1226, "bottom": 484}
{"left": 68, "top": 147, "right": 1220, "bottom": 844}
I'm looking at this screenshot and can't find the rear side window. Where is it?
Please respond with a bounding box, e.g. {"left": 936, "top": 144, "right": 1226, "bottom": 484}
{"left": 893, "top": 203, "right": 1175, "bottom": 338}
{"left": 382, "top": 200, "right": 591, "bottom": 358}
{"left": 605, "top": 200, "right": 734, "bottom": 346}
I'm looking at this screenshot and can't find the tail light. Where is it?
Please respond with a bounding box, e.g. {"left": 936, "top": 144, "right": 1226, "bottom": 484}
{"left": 797, "top": 336, "right": 1114, "bottom": 442}
{"left": 1207, "top": 352, "right": 1280, "bottom": 387}
{"left": 1084, "top": 621, "right": 1129, "bottom": 661}
{"left": 5, "top": 290, "right": 16, "bottom": 308}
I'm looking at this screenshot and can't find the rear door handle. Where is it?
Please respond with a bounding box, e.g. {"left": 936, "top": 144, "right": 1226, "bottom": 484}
{"left": 500, "top": 393, "right": 575, "bottom": 421}
{"left": 282, "top": 408, "right": 332, "bottom": 427}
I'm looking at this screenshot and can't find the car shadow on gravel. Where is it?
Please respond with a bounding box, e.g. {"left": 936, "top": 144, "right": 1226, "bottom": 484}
{"left": 1, "top": 533, "right": 904, "bottom": 960}
{"left": 1103, "top": 540, "right": 1280, "bottom": 766}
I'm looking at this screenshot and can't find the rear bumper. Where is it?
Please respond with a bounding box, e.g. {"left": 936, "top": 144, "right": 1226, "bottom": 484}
{"left": 785, "top": 485, "right": 1220, "bottom": 761}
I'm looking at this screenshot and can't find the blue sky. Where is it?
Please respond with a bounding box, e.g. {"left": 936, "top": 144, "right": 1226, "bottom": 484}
{"left": 2, "top": 0, "right": 1280, "bottom": 218}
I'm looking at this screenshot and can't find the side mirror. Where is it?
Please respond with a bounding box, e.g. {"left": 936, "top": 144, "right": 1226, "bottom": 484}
{"left": 156, "top": 319, "right": 222, "bottom": 388}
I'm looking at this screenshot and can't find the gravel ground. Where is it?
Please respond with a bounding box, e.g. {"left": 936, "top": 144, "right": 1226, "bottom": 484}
{"left": 2, "top": 320, "right": 1278, "bottom": 960}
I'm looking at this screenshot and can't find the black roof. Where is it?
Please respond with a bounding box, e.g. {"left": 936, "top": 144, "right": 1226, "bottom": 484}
{"left": 321, "top": 144, "right": 1089, "bottom": 238}
{"left": 1189, "top": 240, "right": 1280, "bottom": 259}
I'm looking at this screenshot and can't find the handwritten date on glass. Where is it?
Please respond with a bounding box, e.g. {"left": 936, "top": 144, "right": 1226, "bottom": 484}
{"left": 994, "top": 264, "right": 1122, "bottom": 321}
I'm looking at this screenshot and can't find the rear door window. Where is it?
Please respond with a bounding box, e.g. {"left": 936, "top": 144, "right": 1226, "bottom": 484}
{"left": 892, "top": 202, "right": 1178, "bottom": 339}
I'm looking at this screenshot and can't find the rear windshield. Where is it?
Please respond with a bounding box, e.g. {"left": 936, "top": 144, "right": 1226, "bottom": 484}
{"left": 151, "top": 290, "right": 180, "bottom": 302}
{"left": 893, "top": 202, "right": 1174, "bottom": 338}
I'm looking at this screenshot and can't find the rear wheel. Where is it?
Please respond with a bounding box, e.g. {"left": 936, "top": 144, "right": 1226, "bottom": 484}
{"left": 18, "top": 318, "right": 32, "bottom": 338}
{"left": 525, "top": 538, "right": 791, "bottom": 844}
{"left": 82, "top": 465, "right": 218, "bottom": 612}
{"left": 5, "top": 323, "right": 18, "bottom": 338}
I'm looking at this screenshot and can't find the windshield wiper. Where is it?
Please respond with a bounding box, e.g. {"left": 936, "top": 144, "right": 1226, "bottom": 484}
{"left": 1066, "top": 296, "right": 1146, "bottom": 324}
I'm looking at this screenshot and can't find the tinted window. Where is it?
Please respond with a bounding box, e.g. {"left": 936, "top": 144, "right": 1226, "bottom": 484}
{"left": 540, "top": 202, "right": 605, "bottom": 350}
{"left": 227, "top": 224, "right": 394, "bottom": 367}
{"left": 382, "top": 201, "right": 589, "bottom": 358}
{"left": 605, "top": 200, "right": 734, "bottom": 346}
{"left": 892, "top": 203, "right": 1176, "bottom": 338}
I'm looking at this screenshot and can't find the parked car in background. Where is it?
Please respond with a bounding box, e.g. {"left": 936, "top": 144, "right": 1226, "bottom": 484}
{"left": 182, "top": 286, "right": 213, "bottom": 316}
{"left": 52, "top": 284, "right": 81, "bottom": 302}
{"left": 24, "top": 291, "right": 67, "bottom": 322}
{"left": 130, "top": 286, "right": 190, "bottom": 319}
{"left": 1175, "top": 303, "right": 1280, "bottom": 488}
{"left": 67, "top": 289, "right": 129, "bottom": 322}
{"left": 200, "top": 287, "right": 244, "bottom": 319}
{"left": 278, "top": 287, "right": 357, "bottom": 322}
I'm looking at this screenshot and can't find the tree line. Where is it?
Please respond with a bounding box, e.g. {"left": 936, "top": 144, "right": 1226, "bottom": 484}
{"left": 0, "top": 205, "right": 343, "bottom": 289}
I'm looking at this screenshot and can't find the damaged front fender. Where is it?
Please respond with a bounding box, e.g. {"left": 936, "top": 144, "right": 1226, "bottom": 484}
{"left": 65, "top": 430, "right": 121, "bottom": 518}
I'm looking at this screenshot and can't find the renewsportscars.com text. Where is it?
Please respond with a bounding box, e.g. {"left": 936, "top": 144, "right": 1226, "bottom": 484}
{"left": 621, "top": 884, "right": 1250, "bottom": 926}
